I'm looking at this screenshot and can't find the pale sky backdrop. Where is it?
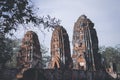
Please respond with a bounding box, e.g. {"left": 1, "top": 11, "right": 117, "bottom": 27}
{"left": 14, "top": 0, "right": 120, "bottom": 55}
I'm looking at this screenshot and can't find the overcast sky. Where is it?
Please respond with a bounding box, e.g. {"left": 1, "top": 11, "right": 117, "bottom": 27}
{"left": 15, "top": 0, "right": 120, "bottom": 54}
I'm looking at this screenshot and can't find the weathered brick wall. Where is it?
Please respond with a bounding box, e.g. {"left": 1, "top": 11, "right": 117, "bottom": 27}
{"left": 19, "top": 68, "right": 115, "bottom": 80}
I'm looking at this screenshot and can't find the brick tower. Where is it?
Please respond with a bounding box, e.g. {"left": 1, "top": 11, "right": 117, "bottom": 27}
{"left": 48, "top": 26, "right": 73, "bottom": 69}
{"left": 17, "top": 31, "right": 42, "bottom": 77}
{"left": 72, "top": 15, "right": 102, "bottom": 70}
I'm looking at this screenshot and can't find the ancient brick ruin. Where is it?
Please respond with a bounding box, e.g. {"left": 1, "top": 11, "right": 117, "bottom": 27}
{"left": 72, "top": 15, "right": 102, "bottom": 70}
{"left": 48, "top": 26, "right": 72, "bottom": 69}
{"left": 17, "top": 31, "right": 42, "bottom": 77}
{"left": 16, "top": 15, "right": 117, "bottom": 80}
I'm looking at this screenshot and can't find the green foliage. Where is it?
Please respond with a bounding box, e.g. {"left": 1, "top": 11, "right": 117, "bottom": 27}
{"left": 5, "top": 39, "right": 21, "bottom": 68}
{"left": 0, "top": 0, "right": 60, "bottom": 34}
{"left": 40, "top": 44, "right": 50, "bottom": 68}
{"left": 0, "top": 32, "right": 13, "bottom": 68}
{"left": 100, "top": 45, "right": 120, "bottom": 72}
{"left": 0, "top": 0, "right": 37, "bottom": 33}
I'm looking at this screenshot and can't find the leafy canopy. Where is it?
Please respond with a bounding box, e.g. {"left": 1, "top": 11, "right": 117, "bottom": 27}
{"left": 0, "top": 0, "right": 60, "bottom": 34}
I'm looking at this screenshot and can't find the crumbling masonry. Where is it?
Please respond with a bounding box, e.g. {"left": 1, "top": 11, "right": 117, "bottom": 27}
{"left": 16, "top": 15, "right": 115, "bottom": 80}
{"left": 48, "top": 26, "right": 73, "bottom": 69}
{"left": 17, "top": 31, "right": 42, "bottom": 75}
{"left": 72, "top": 15, "right": 102, "bottom": 70}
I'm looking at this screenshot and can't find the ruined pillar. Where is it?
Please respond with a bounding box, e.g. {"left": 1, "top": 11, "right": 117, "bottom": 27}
{"left": 72, "top": 15, "right": 102, "bottom": 70}
{"left": 48, "top": 26, "right": 73, "bottom": 69}
{"left": 17, "top": 31, "right": 42, "bottom": 78}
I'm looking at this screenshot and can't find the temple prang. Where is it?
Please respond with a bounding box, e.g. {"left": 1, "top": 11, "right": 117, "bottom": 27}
{"left": 17, "top": 31, "right": 42, "bottom": 78}
{"left": 72, "top": 15, "right": 102, "bottom": 71}
{"left": 48, "top": 26, "right": 73, "bottom": 69}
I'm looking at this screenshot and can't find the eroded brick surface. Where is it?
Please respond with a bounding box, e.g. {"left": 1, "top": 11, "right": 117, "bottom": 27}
{"left": 17, "top": 31, "right": 42, "bottom": 75}
{"left": 72, "top": 15, "right": 102, "bottom": 70}
{"left": 48, "top": 26, "right": 72, "bottom": 69}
